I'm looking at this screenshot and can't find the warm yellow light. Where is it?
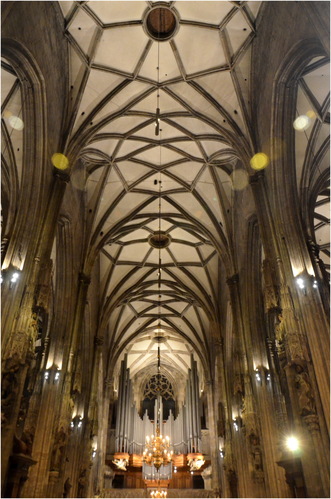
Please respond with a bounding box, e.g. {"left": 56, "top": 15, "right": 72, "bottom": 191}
{"left": 51, "top": 153, "right": 69, "bottom": 170}
{"left": 286, "top": 436, "right": 299, "bottom": 451}
{"left": 306, "top": 110, "right": 316, "bottom": 119}
{"left": 250, "top": 152, "right": 270, "bottom": 171}
{"left": 143, "top": 426, "right": 172, "bottom": 471}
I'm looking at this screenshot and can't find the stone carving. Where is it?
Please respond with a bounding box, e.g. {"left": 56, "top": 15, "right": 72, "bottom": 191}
{"left": 112, "top": 457, "right": 128, "bottom": 471}
{"left": 201, "top": 464, "right": 212, "bottom": 489}
{"left": 303, "top": 414, "right": 320, "bottom": 433}
{"left": 1, "top": 354, "right": 21, "bottom": 424}
{"left": 51, "top": 427, "right": 67, "bottom": 471}
{"left": 275, "top": 314, "right": 285, "bottom": 356}
{"left": 13, "top": 430, "right": 34, "bottom": 456}
{"left": 249, "top": 433, "right": 264, "bottom": 482}
{"left": 35, "top": 261, "right": 53, "bottom": 312}
{"left": 262, "top": 259, "right": 278, "bottom": 310}
{"left": 5, "top": 331, "right": 28, "bottom": 362}
{"left": 77, "top": 468, "right": 88, "bottom": 498}
{"left": 72, "top": 354, "right": 82, "bottom": 396}
{"left": 233, "top": 374, "right": 243, "bottom": 396}
{"left": 29, "top": 313, "right": 38, "bottom": 343}
{"left": 294, "top": 363, "right": 316, "bottom": 416}
{"left": 63, "top": 477, "right": 72, "bottom": 498}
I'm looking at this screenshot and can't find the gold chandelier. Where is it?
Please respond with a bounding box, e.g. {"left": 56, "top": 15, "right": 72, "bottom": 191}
{"left": 150, "top": 489, "right": 167, "bottom": 498}
{"left": 143, "top": 421, "right": 173, "bottom": 470}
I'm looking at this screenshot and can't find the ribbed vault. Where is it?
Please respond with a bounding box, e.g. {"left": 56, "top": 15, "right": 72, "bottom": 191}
{"left": 2, "top": 1, "right": 329, "bottom": 392}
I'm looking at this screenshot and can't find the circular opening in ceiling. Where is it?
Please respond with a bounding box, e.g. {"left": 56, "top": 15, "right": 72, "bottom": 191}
{"left": 148, "top": 231, "right": 172, "bottom": 249}
{"left": 143, "top": 5, "right": 179, "bottom": 41}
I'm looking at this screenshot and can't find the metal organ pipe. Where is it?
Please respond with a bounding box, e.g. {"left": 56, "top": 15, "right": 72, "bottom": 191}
{"left": 113, "top": 358, "right": 203, "bottom": 458}
{"left": 124, "top": 371, "right": 131, "bottom": 452}
{"left": 115, "top": 356, "right": 126, "bottom": 452}
{"left": 191, "top": 356, "right": 197, "bottom": 452}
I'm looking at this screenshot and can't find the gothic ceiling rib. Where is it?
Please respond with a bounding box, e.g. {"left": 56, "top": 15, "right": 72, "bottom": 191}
{"left": 0, "top": 0, "right": 294, "bottom": 385}
{"left": 58, "top": 0, "right": 262, "bottom": 381}
{"left": 2, "top": 1, "right": 329, "bottom": 384}
{"left": 295, "top": 55, "right": 330, "bottom": 277}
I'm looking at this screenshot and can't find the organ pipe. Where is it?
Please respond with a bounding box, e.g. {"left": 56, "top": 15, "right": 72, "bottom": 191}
{"left": 114, "top": 356, "right": 202, "bottom": 457}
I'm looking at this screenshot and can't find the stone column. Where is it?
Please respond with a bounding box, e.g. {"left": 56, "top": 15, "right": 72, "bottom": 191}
{"left": 281, "top": 359, "right": 329, "bottom": 498}
{"left": 3, "top": 453, "right": 37, "bottom": 498}
{"left": 21, "top": 365, "right": 64, "bottom": 498}
{"left": 303, "top": 414, "right": 330, "bottom": 495}
{"left": 1, "top": 327, "right": 35, "bottom": 493}
{"left": 205, "top": 379, "right": 221, "bottom": 494}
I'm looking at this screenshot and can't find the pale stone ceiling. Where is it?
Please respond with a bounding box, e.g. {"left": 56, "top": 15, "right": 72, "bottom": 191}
{"left": 1, "top": 1, "right": 329, "bottom": 391}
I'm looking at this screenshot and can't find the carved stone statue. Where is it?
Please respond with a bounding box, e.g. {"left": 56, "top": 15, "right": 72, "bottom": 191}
{"left": 112, "top": 458, "right": 128, "bottom": 471}
{"left": 295, "top": 364, "right": 316, "bottom": 416}
{"left": 275, "top": 314, "right": 285, "bottom": 356}
{"left": 233, "top": 374, "right": 243, "bottom": 396}
{"left": 249, "top": 433, "right": 263, "bottom": 474}
{"left": 51, "top": 427, "right": 67, "bottom": 471}
{"left": 1, "top": 356, "right": 20, "bottom": 424}
{"left": 13, "top": 429, "right": 34, "bottom": 456}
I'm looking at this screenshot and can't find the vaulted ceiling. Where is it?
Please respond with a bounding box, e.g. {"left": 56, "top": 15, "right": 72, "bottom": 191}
{"left": 1, "top": 1, "right": 329, "bottom": 393}
{"left": 61, "top": 1, "right": 263, "bottom": 386}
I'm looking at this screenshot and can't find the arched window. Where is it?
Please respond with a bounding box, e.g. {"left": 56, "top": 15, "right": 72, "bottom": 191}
{"left": 142, "top": 374, "right": 175, "bottom": 420}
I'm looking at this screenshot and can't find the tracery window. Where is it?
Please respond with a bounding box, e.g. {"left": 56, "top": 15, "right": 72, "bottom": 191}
{"left": 143, "top": 374, "right": 174, "bottom": 400}
{"left": 142, "top": 374, "right": 175, "bottom": 421}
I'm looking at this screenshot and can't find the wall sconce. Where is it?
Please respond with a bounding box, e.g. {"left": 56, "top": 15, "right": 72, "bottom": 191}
{"left": 220, "top": 449, "right": 225, "bottom": 458}
{"left": 71, "top": 415, "right": 83, "bottom": 429}
{"left": 285, "top": 435, "right": 300, "bottom": 452}
{"left": 266, "top": 371, "right": 271, "bottom": 382}
{"left": 1, "top": 268, "right": 21, "bottom": 287}
{"left": 296, "top": 277, "right": 305, "bottom": 290}
{"left": 255, "top": 368, "right": 262, "bottom": 383}
{"left": 296, "top": 274, "right": 319, "bottom": 294}
{"left": 10, "top": 271, "right": 20, "bottom": 283}
{"left": 233, "top": 417, "right": 241, "bottom": 432}
{"left": 44, "top": 365, "right": 61, "bottom": 384}
{"left": 92, "top": 448, "right": 97, "bottom": 459}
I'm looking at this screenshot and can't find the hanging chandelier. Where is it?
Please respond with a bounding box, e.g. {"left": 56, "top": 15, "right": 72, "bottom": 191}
{"left": 144, "top": 36, "right": 173, "bottom": 474}
{"left": 150, "top": 489, "right": 167, "bottom": 498}
{"left": 143, "top": 342, "right": 173, "bottom": 470}
{"left": 143, "top": 424, "right": 173, "bottom": 471}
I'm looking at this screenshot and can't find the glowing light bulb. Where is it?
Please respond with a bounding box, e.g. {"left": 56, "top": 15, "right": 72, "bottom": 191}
{"left": 10, "top": 272, "right": 20, "bottom": 283}
{"left": 286, "top": 436, "right": 299, "bottom": 451}
{"left": 296, "top": 277, "right": 305, "bottom": 289}
{"left": 8, "top": 115, "right": 24, "bottom": 130}
{"left": 293, "top": 115, "right": 310, "bottom": 131}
